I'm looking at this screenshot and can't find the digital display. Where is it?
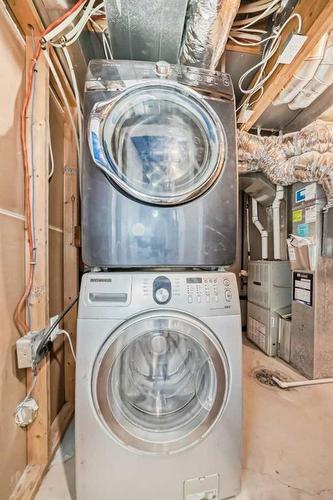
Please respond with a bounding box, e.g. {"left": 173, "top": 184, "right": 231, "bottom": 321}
{"left": 186, "top": 278, "right": 202, "bottom": 284}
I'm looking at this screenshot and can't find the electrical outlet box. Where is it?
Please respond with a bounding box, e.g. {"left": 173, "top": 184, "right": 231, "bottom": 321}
{"left": 16, "top": 331, "right": 44, "bottom": 369}
{"left": 278, "top": 33, "right": 308, "bottom": 64}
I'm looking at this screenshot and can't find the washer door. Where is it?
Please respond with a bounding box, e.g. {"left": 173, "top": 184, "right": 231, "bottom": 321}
{"left": 88, "top": 81, "right": 225, "bottom": 205}
{"left": 92, "top": 311, "right": 229, "bottom": 454}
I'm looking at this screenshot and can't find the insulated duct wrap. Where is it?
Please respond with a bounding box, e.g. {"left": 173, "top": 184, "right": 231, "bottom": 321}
{"left": 179, "top": 0, "right": 240, "bottom": 69}
{"left": 238, "top": 121, "right": 333, "bottom": 208}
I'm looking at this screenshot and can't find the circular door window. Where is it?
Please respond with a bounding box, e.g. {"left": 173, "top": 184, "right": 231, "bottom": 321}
{"left": 92, "top": 311, "right": 229, "bottom": 454}
{"left": 91, "top": 82, "right": 225, "bottom": 205}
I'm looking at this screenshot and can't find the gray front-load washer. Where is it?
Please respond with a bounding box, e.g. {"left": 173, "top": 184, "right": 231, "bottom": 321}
{"left": 82, "top": 60, "right": 238, "bottom": 268}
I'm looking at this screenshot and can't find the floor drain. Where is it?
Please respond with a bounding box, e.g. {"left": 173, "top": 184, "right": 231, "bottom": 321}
{"left": 253, "top": 368, "right": 289, "bottom": 387}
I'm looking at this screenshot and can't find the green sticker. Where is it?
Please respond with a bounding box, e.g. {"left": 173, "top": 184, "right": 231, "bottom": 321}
{"left": 292, "top": 209, "right": 303, "bottom": 222}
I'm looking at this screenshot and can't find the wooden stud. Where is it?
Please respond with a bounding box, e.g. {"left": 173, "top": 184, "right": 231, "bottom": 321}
{"left": 25, "top": 37, "right": 50, "bottom": 466}
{"left": 240, "top": 0, "right": 333, "bottom": 131}
{"left": 50, "top": 402, "right": 74, "bottom": 456}
{"left": 63, "top": 109, "right": 79, "bottom": 406}
{"left": 6, "top": 0, "right": 76, "bottom": 107}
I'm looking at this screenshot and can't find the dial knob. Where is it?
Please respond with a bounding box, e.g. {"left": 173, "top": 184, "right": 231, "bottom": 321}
{"left": 155, "top": 60, "right": 171, "bottom": 77}
{"left": 155, "top": 287, "right": 170, "bottom": 304}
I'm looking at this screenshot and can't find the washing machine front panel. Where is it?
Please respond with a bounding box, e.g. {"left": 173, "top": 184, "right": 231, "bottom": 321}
{"left": 92, "top": 310, "right": 229, "bottom": 454}
{"left": 89, "top": 82, "right": 225, "bottom": 205}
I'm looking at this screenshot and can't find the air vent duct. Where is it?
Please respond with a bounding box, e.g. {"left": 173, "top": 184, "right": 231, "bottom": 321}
{"left": 105, "top": 0, "right": 188, "bottom": 63}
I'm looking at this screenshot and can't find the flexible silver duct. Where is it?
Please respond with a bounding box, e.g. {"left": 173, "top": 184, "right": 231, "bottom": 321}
{"left": 238, "top": 121, "right": 333, "bottom": 208}
{"left": 179, "top": 0, "right": 240, "bottom": 69}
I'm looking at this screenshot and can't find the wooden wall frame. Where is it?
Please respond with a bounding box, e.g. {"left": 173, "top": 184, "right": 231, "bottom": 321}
{"left": 5, "top": 3, "right": 79, "bottom": 499}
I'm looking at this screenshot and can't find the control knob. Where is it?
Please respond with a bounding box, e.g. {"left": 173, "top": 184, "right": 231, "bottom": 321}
{"left": 155, "top": 287, "right": 170, "bottom": 304}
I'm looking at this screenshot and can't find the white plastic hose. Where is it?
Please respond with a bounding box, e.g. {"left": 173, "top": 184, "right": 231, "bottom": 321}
{"left": 273, "top": 376, "right": 333, "bottom": 389}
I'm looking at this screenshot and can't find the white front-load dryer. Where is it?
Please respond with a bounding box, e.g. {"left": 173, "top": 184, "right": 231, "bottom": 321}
{"left": 76, "top": 271, "right": 242, "bottom": 500}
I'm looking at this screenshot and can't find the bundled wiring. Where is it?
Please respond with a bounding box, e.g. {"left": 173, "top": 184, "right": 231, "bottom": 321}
{"left": 236, "top": 12, "right": 303, "bottom": 114}
{"left": 37, "top": 295, "right": 79, "bottom": 355}
{"left": 14, "top": 0, "right": 89, "bottom": 336}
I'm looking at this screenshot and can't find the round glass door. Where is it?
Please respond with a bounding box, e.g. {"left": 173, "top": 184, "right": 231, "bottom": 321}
{"left": 90, "top": 82, "right": 225, "bottom": 205}
{"left": 92, "top": 311, "right": 229, "bottom": 454}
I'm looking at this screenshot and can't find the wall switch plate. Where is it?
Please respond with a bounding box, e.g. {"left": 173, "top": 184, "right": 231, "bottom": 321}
{"left": 278, "top": 33, "right": 308, "bottom": 64}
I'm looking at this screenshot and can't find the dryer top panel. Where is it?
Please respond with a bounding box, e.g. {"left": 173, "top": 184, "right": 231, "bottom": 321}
{"left": 78, "top": 271, "right": 240, "bottom": 319}
{"left": 85, "top": 59, "right": 234, "bottom": 100}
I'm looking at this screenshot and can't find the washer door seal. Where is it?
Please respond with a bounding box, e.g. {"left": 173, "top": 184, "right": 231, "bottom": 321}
{"left": 92, "top": 310, "right": 229, "bottom": 454}
{"left": 88, "top": 81, "right": 225, "bottom": 206}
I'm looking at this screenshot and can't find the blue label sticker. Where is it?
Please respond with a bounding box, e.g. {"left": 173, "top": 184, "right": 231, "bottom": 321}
{"left": 295, "top": 188, "right": 306, "bottom": 203}
{"left": 297, "top": 223, "right": 309, "bottom": 237}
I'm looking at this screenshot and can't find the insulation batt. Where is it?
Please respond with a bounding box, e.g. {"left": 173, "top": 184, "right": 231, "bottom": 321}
{"left": 238, "top": 121, "right": 333, "bottom": 208}
{"left": 179, "top": 0, "right": 240, "bottom": 69}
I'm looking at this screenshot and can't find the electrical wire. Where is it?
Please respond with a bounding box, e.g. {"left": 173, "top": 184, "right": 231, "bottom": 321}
{"left": 14, "top": 0, "right": 87, "bottom": 336}
{"left": 48, "top": 121, "right": 55, "bottom": 180}
{"left": 58, "top": 330, "right": 76, "bottom": 361}
{"left": 236, "top": 11, "right": 303, "bottom": 117}
{"left": 37, "top": 295, "right": 79, "bottom": 354}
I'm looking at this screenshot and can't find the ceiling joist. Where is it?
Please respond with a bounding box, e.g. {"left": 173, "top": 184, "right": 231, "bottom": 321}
{"left": 240, "top": 0, "right": 333, "bottom": 131}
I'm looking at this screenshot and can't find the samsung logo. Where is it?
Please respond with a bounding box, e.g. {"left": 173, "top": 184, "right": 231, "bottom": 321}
{"left": 90, "top": 278, "right": 113, "bottom": 283}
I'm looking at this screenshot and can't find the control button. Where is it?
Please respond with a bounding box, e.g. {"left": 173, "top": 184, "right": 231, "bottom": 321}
{"left": 223, "top": 278, "right": 230, "bottom": 287}
{"left": 214, "top": 295, "right": 219, "bottom": 302}
{"left": 206, "top": 295, "right": 210, "bottom": 303}
{"left": 188, "top": 295, "right": 193, "bottom": 304}
{"left": 155, "top": 287, "right": 170, "bottom": 304}
{"left": 225, "top": 290, "right": 232, "bottom": 302}
{"left": 197, "top": 296, "right": 201, "bottom": 303}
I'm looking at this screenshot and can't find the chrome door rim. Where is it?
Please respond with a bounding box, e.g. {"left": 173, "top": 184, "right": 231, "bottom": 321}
{"left": 92, "top": 310, "right": 229, "bottom": 455}
{"left": 88, "top": 81, "right": 225, "bottom": 206}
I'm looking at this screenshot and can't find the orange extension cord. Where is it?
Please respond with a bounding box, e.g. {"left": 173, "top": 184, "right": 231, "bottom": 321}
{"left": 14, "top": 0, "right": 87, "bottom": 336}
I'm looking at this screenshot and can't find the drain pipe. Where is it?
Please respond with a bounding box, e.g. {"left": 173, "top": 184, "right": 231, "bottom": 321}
{"left": 273, "top": 376, "right": 333, "bottom": 389}
{"left": 272, "top": 185, "right": 284, "bottom": 260}
{"left": 252, "top": 197, "right": 268, "bottom": 259}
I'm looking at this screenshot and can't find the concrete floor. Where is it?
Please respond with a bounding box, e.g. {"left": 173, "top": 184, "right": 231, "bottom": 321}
{"left": 36, "top": 338, "right": 333, "bottom": 500}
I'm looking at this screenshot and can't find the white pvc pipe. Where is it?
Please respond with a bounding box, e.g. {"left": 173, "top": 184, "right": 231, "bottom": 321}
{"left": 252, "top": 197, "right": 268, "bottom": 259}
{"left": 273, "top": 33, "right": 328, "bottom": 106}
{"left": 289, "top": 30, "right": 333, "bottom": 110}
{"left": 272, "top": 185, "right": 284, "bottom": 260}
{"left": 273, "top": 376, "right": 333, "bottom": 389}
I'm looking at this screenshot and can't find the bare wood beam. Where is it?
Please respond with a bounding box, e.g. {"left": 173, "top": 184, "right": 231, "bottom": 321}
{"left": 25, "top": 37, "right": 51, "bottom": 466}
{"left": 63, "top": 110, "right": 79, "bottom": 406}
{"left": 6, "top": 0, "right": 76, "bottom": 107}
{"left": 226, "top": 42, "right": 261, "bottom": 56}
{"left": 240, "top": 0, "right": 333, "bottom": 131}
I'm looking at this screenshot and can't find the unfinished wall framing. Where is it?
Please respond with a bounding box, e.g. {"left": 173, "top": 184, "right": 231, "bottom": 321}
{"left": 0, "top": 1, "right": 79, "bottom": 498}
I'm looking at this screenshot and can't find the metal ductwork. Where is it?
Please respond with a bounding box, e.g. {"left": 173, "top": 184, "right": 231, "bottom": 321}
{"left": 238, "top": 121, "right": 333, "bottom": 209}
{"left": 179, "top": 0, "right": 240, "bottom": 69}
{"left": 105, "top": 0, "right": 189, "bottom": 63}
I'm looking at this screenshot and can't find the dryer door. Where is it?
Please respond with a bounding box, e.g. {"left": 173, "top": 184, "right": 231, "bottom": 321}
{"left": 88, "top": 81, "right": 225, "bottom": 205}
{"left": 92, "top": 310, "right": 229, "bottom": 454}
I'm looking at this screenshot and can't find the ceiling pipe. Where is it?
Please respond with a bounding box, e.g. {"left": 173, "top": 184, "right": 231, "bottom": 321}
{"left": 273, "top": 33, "right": 328, "bottom": 106}
{"left": 272, "top": 185, "right": 284, "bottom": 260}
{"left": 289, "top": 30, "right": 333, "bottom": 110}
{"left": 238, "top": 121, "right": 333, "bottom": 209}
{"left": 179, "top": 0, "right": 240, "bottom": 69}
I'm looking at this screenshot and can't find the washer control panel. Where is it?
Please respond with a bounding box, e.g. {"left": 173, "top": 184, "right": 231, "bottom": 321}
{"left": 185, "top": 276, "right": 233, "bottom": 305}
{"left": 80, "top": 272, "right": 240, "bottom": 318}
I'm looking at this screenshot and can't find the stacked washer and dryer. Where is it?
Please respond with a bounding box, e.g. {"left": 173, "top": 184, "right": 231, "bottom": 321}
{"left": 76, "top": 59, "right": 242, "bottom": 500}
